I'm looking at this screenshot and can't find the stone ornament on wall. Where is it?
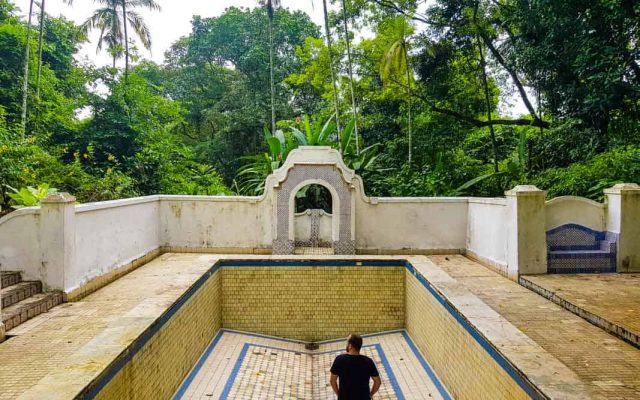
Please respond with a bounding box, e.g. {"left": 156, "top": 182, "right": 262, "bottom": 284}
{"left": 266, "top": 147, "right": 357, "bottom": 255}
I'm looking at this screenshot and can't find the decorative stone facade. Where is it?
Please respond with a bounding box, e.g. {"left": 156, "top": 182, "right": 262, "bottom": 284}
{"left": 266, "top": 147, "right": 358, "bottom": 255}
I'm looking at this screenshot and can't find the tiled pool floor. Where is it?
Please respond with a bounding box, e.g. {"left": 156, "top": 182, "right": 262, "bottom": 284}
{"left": 173, "top": 330, "right": 450, "bottom": 400}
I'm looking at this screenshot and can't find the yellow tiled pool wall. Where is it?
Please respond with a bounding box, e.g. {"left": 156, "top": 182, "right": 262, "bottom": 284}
{"left": 406, "top": 273, "right": 530, "bottom": 400}
{"left": 87, "top": 261, "right": 542, "bottom": 400}
{"left": 222, "top": 266, "right": 405, "bottom": 341}
{"left": 91, "top": 269, "right": 222, "bottom": 400}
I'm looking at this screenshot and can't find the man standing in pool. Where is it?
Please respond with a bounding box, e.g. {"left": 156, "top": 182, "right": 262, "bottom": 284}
{"left": 330, "top": 334, "right": 382, "bottom": 399}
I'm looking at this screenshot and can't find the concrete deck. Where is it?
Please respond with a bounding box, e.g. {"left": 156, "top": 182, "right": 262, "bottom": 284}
{"left": 520, "top": 273, "right": 640, "bottom": 348}
{"left": 0, "top": 253, "right": 217, "bottom": 400}
{"left": 431, "top": 255, "right": 640, "bottom": 399}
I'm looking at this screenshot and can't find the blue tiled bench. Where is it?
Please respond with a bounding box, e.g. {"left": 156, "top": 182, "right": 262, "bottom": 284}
{"left": 546, "top": 224, "right": 617, "bottom": 273}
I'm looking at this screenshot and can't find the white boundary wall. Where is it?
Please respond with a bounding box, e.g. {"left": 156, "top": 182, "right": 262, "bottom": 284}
{"left": 0, "top": 148, "right": 637, "bottom": 295}
{"left": 356, "top": 197, "right": 468, "bottom": 252}
{"left": 1, "top": 187, "right": 638, "bottom": 293}
{"left": 73, "top": 198, "right": 161, "bottom": 294}
{"left": 466, "top": 198, "right": 508, "bottom": 272}
{"left": 0, "top": 209, "right": 41, "bottom": 282}
{"left": 545, "top": 196, "right": 606, "bottom": 231}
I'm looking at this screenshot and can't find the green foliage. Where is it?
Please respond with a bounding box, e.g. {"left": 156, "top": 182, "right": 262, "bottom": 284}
{"left": 6, "top": 183, "right": 57, "bottom": 208}
{"left": 0, "top": 1, "right": 639, "bottom": 215}
{"left": 532, "top": 147, "right": 640, "bottom": 201}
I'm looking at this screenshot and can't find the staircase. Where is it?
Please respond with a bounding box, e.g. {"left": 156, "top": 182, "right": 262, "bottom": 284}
{"left": 1, "top": 271, "right": 63, "bottom": 332}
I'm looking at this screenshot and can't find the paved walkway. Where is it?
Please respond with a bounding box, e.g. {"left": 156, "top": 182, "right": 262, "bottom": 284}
{"left": 173, "top": 330, "right": 449, "bottom": 400}
{"left": 0, "top": 253, "right": 218, "bottom": 400}
{"left": 522, "top": 273, "right": 640, "bottom": 346}
{"left": 430, "top": 255, "right": 640, "bottom": 400}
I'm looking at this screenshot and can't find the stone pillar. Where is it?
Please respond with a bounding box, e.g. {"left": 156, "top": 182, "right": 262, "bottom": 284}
{"left": 605, "top": 183, "right": 640, "bottom": 272}
{"left": 506, "top": 185, "right": 547, "bottom": 278}
{"left": 39, "top": 193, "right": 76, "bottom": 291}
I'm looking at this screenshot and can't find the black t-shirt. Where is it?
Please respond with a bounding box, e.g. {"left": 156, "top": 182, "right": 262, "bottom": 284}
{"left": 330, "top": 353, "right": 380, "bottom": 400}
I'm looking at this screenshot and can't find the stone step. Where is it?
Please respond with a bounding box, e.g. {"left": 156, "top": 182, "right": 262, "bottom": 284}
{"left": 1, "top": 271, "right": 22, "bottom": 289}
{"left": 2, "top": 292, "right": 64, "bottom": 332}
{"left": 1, "top": 281, "right": 43, "bottom": 308}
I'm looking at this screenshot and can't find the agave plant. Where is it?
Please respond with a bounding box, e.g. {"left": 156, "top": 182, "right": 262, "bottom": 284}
{"left": 235, "top": 126, "right": 307, "bottom": 195}
{"left": 235, "top": 115, "right": 381, "bottom": 195}
{"left": 290, "top": 115, "right": 336, "bottom": 146}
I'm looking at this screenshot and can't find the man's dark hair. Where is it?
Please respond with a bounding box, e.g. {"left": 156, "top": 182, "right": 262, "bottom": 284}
{"left": 348, "top": 334, "right": 363, "bottom": 351}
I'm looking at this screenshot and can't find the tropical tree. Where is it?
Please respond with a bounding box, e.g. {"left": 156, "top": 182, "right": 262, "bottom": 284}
{"left": 339, "top": 0, "right": 359, "bottom": 154}
{"left": 319, "top": 0, "right": 342, "bottom": 141}
{"left": 35, "top": 0, "right": 45, "bottom": 100}
{"left": 19, "top": 0, "right": 34, "bottom": 136}
{"left": 261, "top": 0, "right": 280, "bottom": 134}
{"left": 380, "top": 17, "right": 414, "bottom": 164}
{"left": 82, "top": 0, "right": 160, "bottom": 77}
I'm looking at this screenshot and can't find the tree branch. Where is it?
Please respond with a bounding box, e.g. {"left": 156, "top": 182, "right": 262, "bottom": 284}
{"left": 480, "top": 33, "right": 541, "bottom": 122}
{"left": 382, "top": 74, "right": 551, "bottom": 128}
{"left": 366, "top": 0, "right": 430, "bottom": 25}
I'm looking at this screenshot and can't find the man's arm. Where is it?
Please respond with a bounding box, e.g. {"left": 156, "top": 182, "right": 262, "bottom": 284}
{"left": 370, "top": 376, "right": 381, "bottom": 398}
{"left": 330, "top": 373, "right": 339, "bottom": 396}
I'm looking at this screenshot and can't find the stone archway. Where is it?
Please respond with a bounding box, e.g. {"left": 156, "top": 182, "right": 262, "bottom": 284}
{"left": 272, "top": 163, "right": 355, "bottom": 255}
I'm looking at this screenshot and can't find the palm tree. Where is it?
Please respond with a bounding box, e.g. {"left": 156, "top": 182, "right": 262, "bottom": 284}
{"left": 35, "top": 0, "right": 45, "bottom": 100}
{"left": 20, "top": 0, "right": 35, "bottom": 137}
{"left": 261, "top": 0, "right": 280, "bottom": 134}
{"left": 380, "top": 18, "right": 413, "bottom": 164}
{"left": 82, "top": 0, "right": 160, "bottom": 77}
{"left": 339, "top": 0, "right": 359, "bottom": 154}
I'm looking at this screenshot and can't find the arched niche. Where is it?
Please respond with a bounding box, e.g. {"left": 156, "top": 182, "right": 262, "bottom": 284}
{"left": 271, "top": 156, "right": 356, "bottom": 255}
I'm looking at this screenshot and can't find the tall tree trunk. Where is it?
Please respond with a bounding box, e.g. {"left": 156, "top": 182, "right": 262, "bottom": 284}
{"left": 36, "top": 0, "right": 45, "bottom": 101}
{"left": 321, "top": 0, "right": 342, "bottom": 149}
{"left": 537, "top": 86, "right": 544, "bottom": 170}
{"left": 340, "top": 0, "right": 358, "bottom": 154}
{"left": 478, "top": 41, "right": 499, "bottom": 174}
{"left": 473, "top": 2, "right": 498, "bottom": 175}
{"left": 20, "top": 0, "right": 35, "bottom": 138}
{"left": 268, "top": 13, "right": 276, "bottom": 134}
{"left": 405, "top": 44, "right": 412, "bottom": 165}
{"left": 122, "top": 0, "right": 129, "bottom": 81}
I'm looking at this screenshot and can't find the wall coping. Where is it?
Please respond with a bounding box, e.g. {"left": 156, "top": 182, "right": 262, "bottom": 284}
{"left": 467, "top": 198, "right": 507, "bottom": 206}
{"left": 0, "top": 206, "right": 40, "bottom": 225}
{"left": 75, "top": 195, "right": 161, "bottom": 213}
{"left": 369, "top": 197, "right": 470, "bottom": 204}
{"left": 545, "top": 195, "right": 605, "bottom": 208}
{"left": 158, "top": 195, "right": 262, "bottom": 203}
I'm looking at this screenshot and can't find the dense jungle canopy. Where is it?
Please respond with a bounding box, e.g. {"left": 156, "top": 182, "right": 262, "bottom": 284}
{"left": 0, "top": 0, "right": 639, "bottom": 214}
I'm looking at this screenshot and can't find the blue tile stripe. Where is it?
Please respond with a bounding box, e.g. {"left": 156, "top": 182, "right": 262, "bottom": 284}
{"left": 220, "top": 328, "right": 407, "bottom": 346}
{"left": 219, "top": 342, "right": 250, "bottom": 400}
{"left": 374, "top": 343, "right": 405, "bottom": 400}
{"left": 220, "top": 259, "right": 403, "bottom": 267}
{"left": 80, "top": 258, "right": 546, "bottom": 400}
{"left": 218, "top": 341, "right": 405, "bottom": 399}
{"left": 77, "top": 265, "right": 221, "bottom": 400}
{"left": 401, "top": 331, "right": 452, "bottom": 400}
{"left": 404, "top": 262, "right": 546, "bottom": 400}
{"left": 173, "top": 330, "right": 225, "bottom": 400}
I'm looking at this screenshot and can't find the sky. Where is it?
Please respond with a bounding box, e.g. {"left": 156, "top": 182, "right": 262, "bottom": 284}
{"left": 13, "top": 0, "right": 329, "bottom": 66}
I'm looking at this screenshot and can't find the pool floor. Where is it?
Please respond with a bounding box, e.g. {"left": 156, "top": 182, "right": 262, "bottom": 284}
{"left": 173, "top": 330, "right": 450, "bottom": 400}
